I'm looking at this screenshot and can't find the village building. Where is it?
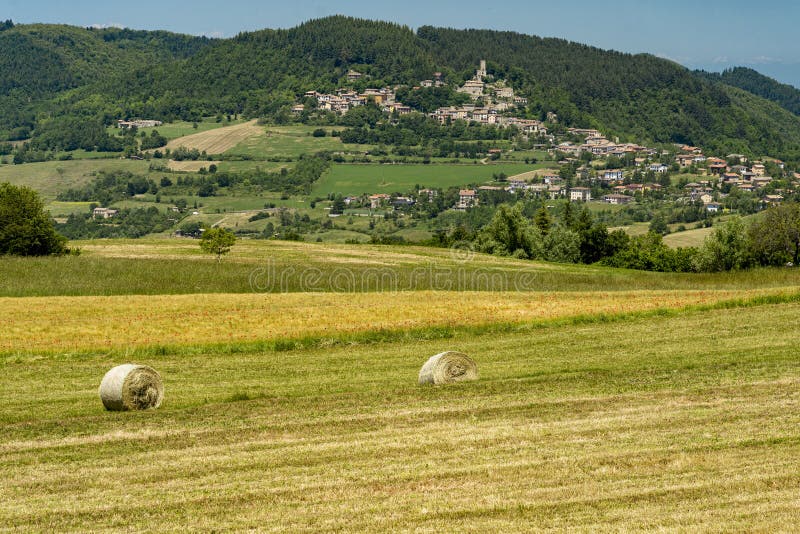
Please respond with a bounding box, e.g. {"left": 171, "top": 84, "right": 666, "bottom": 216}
{"left": 602, "top": 194, "right": 633, "bottom": 205}
{"left": 569, "top": 187, "right": 592, "bottom": 202}
{"left": 456, "top": 189, "right": 478, "bottom": 210}
{"left": 93, "top": 207, "right": 119, "bottom": 219}
{"left": 602, "top": 169, "right": 624, "bottom": 182}
{"left": 649, "top": 163, "right": 669, "bottom": 173}
{"left": 368, "top": 194, "right": 390, "bottom": 209}
{"left": 117, "top": 119, "right": 162, "bottom": 129}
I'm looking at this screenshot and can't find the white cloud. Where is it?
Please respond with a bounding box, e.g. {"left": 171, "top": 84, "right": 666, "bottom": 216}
{"left": 751, "top": 55, "right": 779, "bottom": 64}
{"left": 90, "top": 22, "right": 124, "bottom": 29}
{"left": 206, "top": 30, "right": 225, "bottom": 39}
{"left": 712, "top": 56, "right": 729, "bottom": 64}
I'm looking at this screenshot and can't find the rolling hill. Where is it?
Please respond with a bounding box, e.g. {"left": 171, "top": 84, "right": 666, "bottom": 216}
{"left": 698, "top": 66, "right": 800, "bottom": 116}
{"left": 3, "top": 17, "right": 800, "bottom": 158}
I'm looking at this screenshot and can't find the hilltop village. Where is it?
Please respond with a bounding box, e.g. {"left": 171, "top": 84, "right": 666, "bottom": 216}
{"left": 293, "top": 60, "right": 797, "bottom": 213}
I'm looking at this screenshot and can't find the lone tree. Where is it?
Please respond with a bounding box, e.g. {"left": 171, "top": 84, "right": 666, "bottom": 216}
{"left": 200, "top": 227, "right": 236, "bottom": 262}
{"left": 0, "top": 182, "right": 66, "bottom": 256}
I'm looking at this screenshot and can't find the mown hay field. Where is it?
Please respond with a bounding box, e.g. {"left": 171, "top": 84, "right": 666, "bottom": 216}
{"left": 165, "top": 120, "right": 265, "bottom": 154}
{"left": 166, "top": 159, "right": 221, "bottom": 172}
{"left": 224, "top": 125, "right": 375, "bottom": 159}
{"left": 2, "top": 288, "right": 795, "bottom": 354}
{"left": 2, "top": 301, "right": 799, "bottom": 530}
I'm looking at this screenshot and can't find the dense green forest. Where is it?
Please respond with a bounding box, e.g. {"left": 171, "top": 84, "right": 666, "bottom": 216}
{"left": 2, "top": 16, "right": 800, "bottom": 158}
{"left": 698, "top": 67, "right": 800, "bottom": 116}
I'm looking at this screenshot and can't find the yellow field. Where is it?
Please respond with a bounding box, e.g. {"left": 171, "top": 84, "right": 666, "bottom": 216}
{"left": 664, "top": 226, "right": 715, "bottom": 248}
{"left": 507, "top": 168, "right": 560, "bottom": 181}
{"left": 166, "top": 160, "right": 222, "bottom": 172}
{"left": 2, "top": 288, "right": 794, "bottom": 353}
{"left": 165, "top": 120, "right": 264, "bottom": 154}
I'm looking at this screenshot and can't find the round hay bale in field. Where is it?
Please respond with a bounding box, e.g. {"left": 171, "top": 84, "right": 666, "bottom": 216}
{"left": 418, "top": 352, "right": 478, "bottom": 386}
{"left": 99, "top": 364, "right": 164, "bottom": 411}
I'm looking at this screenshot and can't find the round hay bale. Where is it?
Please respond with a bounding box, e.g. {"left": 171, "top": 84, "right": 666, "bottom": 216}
{"left": 99, "top": 364, "right": 164, "bottom": 411}
{"left": 418, "top": 351, "right": 478, "bottom": 385}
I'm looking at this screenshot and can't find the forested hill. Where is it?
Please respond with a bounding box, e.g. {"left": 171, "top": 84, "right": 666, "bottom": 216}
{"left": 3, "top": 16, "right": 800, "bottom": 158}
{"left": 697, "top": 67, "right": 800, "bottom": 116}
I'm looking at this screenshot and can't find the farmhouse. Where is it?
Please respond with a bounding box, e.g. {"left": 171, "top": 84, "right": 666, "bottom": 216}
{"left": 603, "top": 194, "right": 633, "bottom": 205}
{"left": 93, "top": 207, "right": 119, "bottom": 219}
{"left": 117, "top": 119, "right": 162, "bottom": 129}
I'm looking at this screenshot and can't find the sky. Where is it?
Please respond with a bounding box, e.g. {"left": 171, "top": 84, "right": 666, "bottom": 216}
{"left": 5, "top": 0, "right": 800, "bottom": 87}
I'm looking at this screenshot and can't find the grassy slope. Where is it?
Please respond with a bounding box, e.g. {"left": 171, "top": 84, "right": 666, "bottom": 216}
{"left": 0, "top": 159, "right": 150, "bottom": 202}
{"left": 225, "top": 125, "right": 373, "bottom": 160}
{"left": 2, "top": 302, "right": 799, "bottom": 530}
{"left": 3, "top": 239, "right": 800, "bottom": 297}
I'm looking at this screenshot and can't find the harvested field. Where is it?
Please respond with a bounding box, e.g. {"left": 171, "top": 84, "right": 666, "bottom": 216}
{"left": 165, "top": 120, "right": 264, "bottom": 154}
{"left": 2, "top": 302, "right": 800, "bottom": 530}
{"left": 0, "top": 288, "right": 795, "bottom": 354}
{"left": 166, "top": 160, "right": 222, "bottom": 172}
{"left": 507, "top": 168, "right": 560, "bottom": 181}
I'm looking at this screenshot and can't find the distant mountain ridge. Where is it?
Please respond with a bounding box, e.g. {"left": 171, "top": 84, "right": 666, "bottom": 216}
{"left": 2, "top": 16, "right": 800, "bottom": 159}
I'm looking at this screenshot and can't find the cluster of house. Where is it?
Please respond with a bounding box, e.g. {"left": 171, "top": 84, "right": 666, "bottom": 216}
{"left": 117, "top": 119, "right": 163, "bottom": 129}
{"left": 674, "top": 146, "right": 794, "bottom": 206}
{"left": 556, "top": 129, "right": 658, "bottom": 158}
{"left": 429, "top": 61, "right": 535, "bottom": 130}
{"left": 296, "top": 60, "right": 542, "bottom": 131}
{"left": 454, "top": 60, "right": 528, "bottom": 106}
{"left": 295, "top": 88, "right": 411, "bottom": 116}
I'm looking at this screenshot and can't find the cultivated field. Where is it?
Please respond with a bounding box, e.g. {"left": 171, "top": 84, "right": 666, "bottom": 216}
{"left": 225, "top": 125, "right": 374, "bottom": 160}
{"left": 167, "top": 160, "right": 222, "bottom": 172}
{"left": 3, "top": 288, "right": 794, "bottom": 354}
{"left": 312, "top": 162, "right": 538, "bottom": 196}
{"left": 2, "top": 299, "right": 800, "bottom": 530}
{"left": 3, "top": 239, "right": 800, "bottom": 530}
{"left": 663, "top": 225, "right": 715, "bottom": 248}
{"left": 165, "top": 120, "right": 265, "bottom": 154}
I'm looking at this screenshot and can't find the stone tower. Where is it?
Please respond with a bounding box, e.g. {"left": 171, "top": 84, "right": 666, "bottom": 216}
{"left": 477, "top": 59, "right": 487, "bottom": 80}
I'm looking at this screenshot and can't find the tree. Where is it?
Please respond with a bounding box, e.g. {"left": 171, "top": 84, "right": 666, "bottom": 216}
{"left": 694, "top": 216, "right": 752, "bottom": 272}
{"left": 200, "top": 227, "right": 236, "bottom": 262}
{"left": 0, "top": 183, "right": 67, "bottom": 256}
{"left": 533, "top": 206, "right": 552, "bottom": 235}
{"left": 475, "top": 204, "right": 542, "bottom": 259}
{"left": 649, "top": 214, "right": 669, "bottom": 235}
{"left": 748, "top": 203, "right": 800, "bottom": 266}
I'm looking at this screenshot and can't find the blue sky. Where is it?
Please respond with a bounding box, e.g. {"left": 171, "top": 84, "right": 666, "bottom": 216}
{"left": 5, "top": 0, "right": 800, "bottom": 86}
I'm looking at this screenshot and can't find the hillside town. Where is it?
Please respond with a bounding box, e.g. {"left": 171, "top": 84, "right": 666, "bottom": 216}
{"left": 291, "top": 60, "right": 795, "bottom": 213}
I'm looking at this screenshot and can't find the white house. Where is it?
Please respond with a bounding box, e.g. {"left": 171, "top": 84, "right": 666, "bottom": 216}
{"left": 569, "top": 187, "right": 592, "bottom": 202}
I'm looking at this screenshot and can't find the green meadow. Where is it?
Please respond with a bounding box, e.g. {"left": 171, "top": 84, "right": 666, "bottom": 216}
{"left": 312, "top": 162, "right": 539, "bottom": 196}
